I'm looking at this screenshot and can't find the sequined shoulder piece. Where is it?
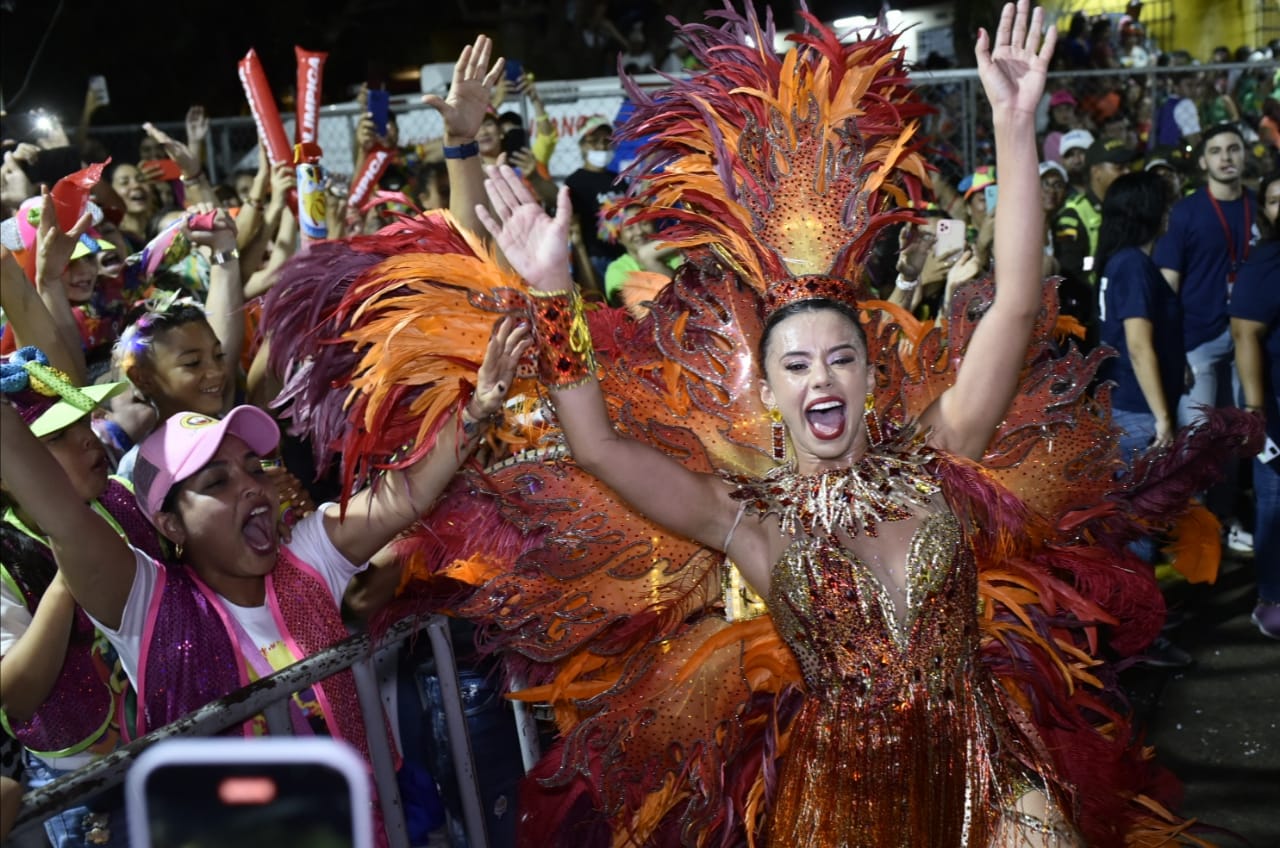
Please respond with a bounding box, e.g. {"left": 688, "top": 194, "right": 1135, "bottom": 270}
{"left": 727, "top": 429, "right": 941, "bottom": 540}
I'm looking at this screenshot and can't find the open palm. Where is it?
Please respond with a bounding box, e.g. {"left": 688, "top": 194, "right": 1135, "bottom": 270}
{"left": 976, "top": 0, "right": 1055, "bottom": 119}
{"left": 423, "top": 35, "right": 504, "bottom": 140}
{"left": 476, "top": 165, "right": 574, "bottom": 291}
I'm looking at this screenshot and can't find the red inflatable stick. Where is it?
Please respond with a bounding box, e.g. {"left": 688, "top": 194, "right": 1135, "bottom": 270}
{"left": 51, "top": 160, "right": 107, "bottom": 235}
{"left": 295, "top": 47, "right": 328, "bottom": 146}
{"left": 237, "top": 49, "right": 291, "bottom": 166}
{"left": 348, "top": 147, "right": 393, "bottom": 210}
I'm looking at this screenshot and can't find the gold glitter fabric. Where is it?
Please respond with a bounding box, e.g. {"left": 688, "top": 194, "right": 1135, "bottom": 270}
{"left": 735, "top": 448, "right": 1059, "bottom": 847}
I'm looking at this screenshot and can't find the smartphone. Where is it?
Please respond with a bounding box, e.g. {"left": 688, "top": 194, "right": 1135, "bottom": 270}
{"left": 983, "top": 183, "right": 999, "bottom": 213}
{"left": 504, "top": 58, "right": 525, "bottom": 85}
{"left": 127, "top": 737, "right": 372, "bottom": 848}
{"left": 1260, "top": 435, "right": 1280, "bottom": 467}
{"left": 501, "top": 127, "right": 528, "bottom": 157}
{"left": 141, "top": 159, "right": 184, "bottom": 182}
{"left": 367, "top": 89, "right": 390, "bottom": 138}
{"left": 934, "top": 218, "right": 965, "bottom": 257}
{"left": 89, "top": 74, "right": 110, "bottom": 106}
{"left": 28, "top": 109, "right": 57, "bottom": 138}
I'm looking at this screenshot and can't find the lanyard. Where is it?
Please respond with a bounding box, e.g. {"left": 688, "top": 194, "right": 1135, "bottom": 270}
{"left": 1207, "top": 191, "right": 1250, "bottom": 282}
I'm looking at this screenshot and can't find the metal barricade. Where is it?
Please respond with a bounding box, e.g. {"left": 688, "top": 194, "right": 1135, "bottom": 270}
{"left": 7, "top": 613, "right": 542, "bottom": 848}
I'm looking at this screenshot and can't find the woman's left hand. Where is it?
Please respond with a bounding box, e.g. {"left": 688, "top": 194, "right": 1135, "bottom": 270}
{"left": 470, "top": 315, "right": 532, "bottom": 417}
{"left": 975, "top": 0, "right": 1055, "bottom": 120}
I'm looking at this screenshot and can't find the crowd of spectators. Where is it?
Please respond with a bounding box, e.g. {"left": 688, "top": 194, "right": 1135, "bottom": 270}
{"left": 1, "top": 5, "right": 1278, "bottom": 847}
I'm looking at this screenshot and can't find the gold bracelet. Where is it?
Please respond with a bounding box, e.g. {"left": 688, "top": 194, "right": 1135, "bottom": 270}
{"left": 529, "top": 287, "right": 596, "bottom": 388}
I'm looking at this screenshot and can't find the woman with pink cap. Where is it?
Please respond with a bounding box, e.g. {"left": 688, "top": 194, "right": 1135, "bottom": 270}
{"left": 1, "top": 317, "right": 529, "bottom": 840}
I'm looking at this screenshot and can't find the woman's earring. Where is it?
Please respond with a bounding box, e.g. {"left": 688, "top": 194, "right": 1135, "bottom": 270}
{"left": 175, "top": 541, "right": 184, "bottom": 559}
{"left": 769, "top": 406, "right": 786, "bottom": 461}
{"left": 864, "top": 393, "right": 882, "bottom": 447}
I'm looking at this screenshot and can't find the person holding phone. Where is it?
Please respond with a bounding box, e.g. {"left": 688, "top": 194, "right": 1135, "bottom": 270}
{"left": 1229, "top": 170, "right": 1280, "bottom": 638}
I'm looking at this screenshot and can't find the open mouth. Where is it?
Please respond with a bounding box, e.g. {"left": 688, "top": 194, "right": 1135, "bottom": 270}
{"left": 242, "top": 504, "right": 275, "bottom": 555}
{"left": 804, "top": 398, "right": 846, "bottom": 440}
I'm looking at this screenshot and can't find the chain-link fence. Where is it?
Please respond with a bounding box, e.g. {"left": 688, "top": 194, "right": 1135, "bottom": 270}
{"left": 83, "top": 61, "right": 1278, "bottom": 198}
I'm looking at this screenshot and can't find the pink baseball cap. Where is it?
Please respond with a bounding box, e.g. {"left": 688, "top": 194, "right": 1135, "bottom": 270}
{"left": 1049, "top": 90, "right": 1077, "bottom": 108}
{"left": 134, "top": 406, "right": 280, "bottom": 524}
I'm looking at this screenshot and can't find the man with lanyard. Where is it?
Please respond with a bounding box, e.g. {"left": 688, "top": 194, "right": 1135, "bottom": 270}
{"left": 1053, "top": 138, "right": 1139, "bottom": 345}
{"left": 1154, "top": 123, "right": 1257, "bottom": 428}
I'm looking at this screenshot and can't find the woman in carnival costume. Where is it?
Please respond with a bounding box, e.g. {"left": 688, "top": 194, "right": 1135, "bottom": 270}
{"left": 262, "top": 2, "right": 1258, "bottom": 845}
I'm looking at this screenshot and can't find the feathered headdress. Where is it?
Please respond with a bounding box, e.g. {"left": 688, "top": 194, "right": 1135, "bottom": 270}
{"left": 620, "top": 1, "right": 931, "bottom": 317}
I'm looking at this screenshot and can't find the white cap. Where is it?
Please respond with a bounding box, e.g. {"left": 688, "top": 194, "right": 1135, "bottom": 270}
{"left": 1060, "top": 129, "right": 1095, "bottom": 155}
{"left": 1039, "top": 161, "right": 1068, "bottom": 180}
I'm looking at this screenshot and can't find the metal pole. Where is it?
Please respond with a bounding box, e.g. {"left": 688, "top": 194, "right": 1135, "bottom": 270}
{"left": 427, "top": 615, "right": 490, "bottom": 848}
{"left": 351, "top": 655, "right": 410, "bottom": 848}
{"left": 9, "top": 617, "right": 427, "bottom": 842}
{"left": 507, "top": 674, "right": 542, "bottom": 774}
{"left": 262, "top": 699, "right": 293, "bottom": 736}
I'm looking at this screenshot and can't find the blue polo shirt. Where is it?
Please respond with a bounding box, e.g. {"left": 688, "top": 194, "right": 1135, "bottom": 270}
{"left": 1153, "top": 187, "right": 1257, "bottom": 350}
{"left": 1098, "top": 247, "right": 1185, "bottom": 416}
{"left": 1227, "top": 239, "right": 1280, "bottom": 447}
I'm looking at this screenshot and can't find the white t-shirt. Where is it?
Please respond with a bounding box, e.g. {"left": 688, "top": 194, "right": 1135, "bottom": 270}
{"left": 0, "top": 579, "right": 30, "bottom": 656}
{"left": 91, "top": 507, "right": 367, "bottom": 731}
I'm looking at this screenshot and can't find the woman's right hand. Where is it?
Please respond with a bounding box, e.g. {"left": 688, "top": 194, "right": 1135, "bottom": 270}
{"left": 34, "top": 187, "right": 93, "bottom": 289}
{"left": 476, "top": 164, "right": 574, "bottom": 292}
{"left": 422, "top": 34, "right": 504, "bottom": 144}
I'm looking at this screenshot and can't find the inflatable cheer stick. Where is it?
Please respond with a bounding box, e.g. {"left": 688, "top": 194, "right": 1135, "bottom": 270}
{"left": 295, "top": 47, "right": 328, "bottom": 145}
{"left": 237, "top": 49, "right": 291, "bottom": 166}
{"left": 348, "top": 147, "right": 392, "bottom": 210}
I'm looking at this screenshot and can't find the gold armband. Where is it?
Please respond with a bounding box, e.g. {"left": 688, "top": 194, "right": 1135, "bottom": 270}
{"left": 530, "top": 287, "right": 596, "bottom": 388}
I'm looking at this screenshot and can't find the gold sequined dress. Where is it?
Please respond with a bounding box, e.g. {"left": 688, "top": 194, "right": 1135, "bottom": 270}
{"left": 733, "top": 446, "right": 1057, "bottom": 847}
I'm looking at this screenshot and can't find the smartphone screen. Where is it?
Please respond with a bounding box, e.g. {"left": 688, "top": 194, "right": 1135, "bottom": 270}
{"left": 89, "top": 75, "right": 110, "bottom": 106}
{"left": 367, "top": 89, "right": 390, "bottom": 138}
{"left": 127, "top": 738, "right": 371, "bottom": 848}
{"left": 934, "top": 218, "right": 966, "bottom": 257}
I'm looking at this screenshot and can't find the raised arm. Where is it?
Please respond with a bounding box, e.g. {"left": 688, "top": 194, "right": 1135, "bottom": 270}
{"left": 475, "top": 166, "right": 750, "bottom": 565}
{"left": 0, "top": 403, "right": 137, "bottom": 629}
{"left": 925, "top": 0, "right": 1056, "bottom": 460}
{"left": 422, "top": 35, "right": 504, "bottom": 238}
{"left": 1, "top": 246, "right": 82, "bottom": 383}
{"left": 32, "top": 189, "right": 93, "bottom": 384}
{"left": 141, "top": 118, "right": 216, "bottom": 208}
{"left": 322, "top": 316, "right": 530, "bottom": 565}
{"left": 183, "top": 206, "right": 244, "bottom": 411}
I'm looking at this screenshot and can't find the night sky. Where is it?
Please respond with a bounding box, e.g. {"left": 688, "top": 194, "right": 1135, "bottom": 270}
{"left": 2, "top": 0, "right": 905, "bottom": 133}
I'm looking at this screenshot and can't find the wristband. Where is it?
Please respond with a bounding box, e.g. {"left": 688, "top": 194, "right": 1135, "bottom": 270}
{"left": 460, "top": 399, "right": 500, "bottom": 439}
{"left": 443, "top": 141, "right": 480, "bottom": 160}
{"left": 530, "top": 287, "right": 596, "bottom": 388}
{"left": 211, "top": 247, "right": 240, "bottom": 266}
{"left": 894, "top": 274, "right": 919, "bottom": 292}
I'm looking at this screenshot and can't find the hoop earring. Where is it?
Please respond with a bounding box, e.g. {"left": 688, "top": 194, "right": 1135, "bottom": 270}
{"left": 864, "top": 393, "right": 882, "bottom": 447}
{"left": 769, "top": 406, "right": 786, "bottom": 461}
